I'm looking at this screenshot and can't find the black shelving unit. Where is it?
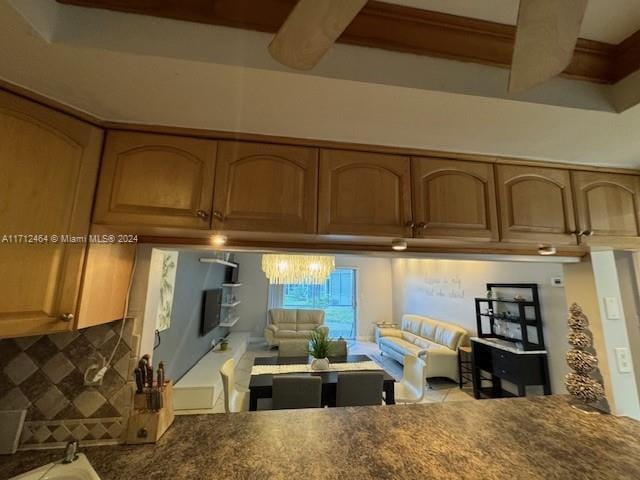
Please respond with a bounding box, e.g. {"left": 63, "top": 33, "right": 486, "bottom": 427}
{"left": 475, "top": 283, "right": 545, "bottom": 351}
{"left": 471, "top": 283, "right": 551, "bottom": 399}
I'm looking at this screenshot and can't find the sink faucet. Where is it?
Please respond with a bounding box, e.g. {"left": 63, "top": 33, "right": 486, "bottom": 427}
{"left": 62, "top": 440, "right": 78, "bottom": 464}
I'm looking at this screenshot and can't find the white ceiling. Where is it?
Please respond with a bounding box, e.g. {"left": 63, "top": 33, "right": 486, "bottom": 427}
{"left": 386, "top": 0, "right": 640, "bottom": 44}
{"left": 2, "top": 0, "right": 640, "bottom": 169}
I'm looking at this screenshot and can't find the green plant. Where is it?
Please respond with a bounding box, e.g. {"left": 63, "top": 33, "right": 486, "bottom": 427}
{"left": 308, "top": 330, "right": 333, "bottom": 359}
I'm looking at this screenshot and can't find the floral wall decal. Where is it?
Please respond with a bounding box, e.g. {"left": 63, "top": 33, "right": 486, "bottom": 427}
{"left": 156, "top": 251, "right": 178, "bottom": 332}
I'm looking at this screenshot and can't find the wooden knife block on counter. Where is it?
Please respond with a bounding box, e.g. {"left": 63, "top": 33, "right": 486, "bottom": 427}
{"left": 125, "top": 381, "right": 174, "bottom": 445}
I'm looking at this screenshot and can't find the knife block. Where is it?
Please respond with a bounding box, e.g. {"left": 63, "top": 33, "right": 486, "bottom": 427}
{"left": 125, "top": 381, "right": 174, "bottom": 445}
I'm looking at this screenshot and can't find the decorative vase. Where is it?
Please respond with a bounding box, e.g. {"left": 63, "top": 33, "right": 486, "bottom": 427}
{"left": 310, "top": 357, "right": 330, "bottom": 371}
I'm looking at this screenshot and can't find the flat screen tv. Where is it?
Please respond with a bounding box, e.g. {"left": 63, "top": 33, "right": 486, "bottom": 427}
{"left": 201, "top": 288, "right": 222, "bottom": 336}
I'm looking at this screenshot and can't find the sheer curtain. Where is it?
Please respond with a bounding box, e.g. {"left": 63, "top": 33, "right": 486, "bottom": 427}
{"left": 267, "top": 283, "right": 284, "bottom": 310}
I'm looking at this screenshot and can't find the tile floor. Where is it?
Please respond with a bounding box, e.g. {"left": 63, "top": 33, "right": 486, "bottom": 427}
{"left": 176, "top": 340, "right": 474, "bottom": 415}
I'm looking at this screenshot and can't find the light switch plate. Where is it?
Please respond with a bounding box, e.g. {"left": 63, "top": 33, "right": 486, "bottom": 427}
{"left": 604, "top": 296, "right": 621, "bottom": 320}
{"left": 615, "top": 347, "right": 632, "bottom": 373}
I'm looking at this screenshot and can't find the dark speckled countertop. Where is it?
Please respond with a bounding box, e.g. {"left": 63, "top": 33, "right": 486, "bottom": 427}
{"left": 2, "top": 396, "right": 640, "bottom": 480}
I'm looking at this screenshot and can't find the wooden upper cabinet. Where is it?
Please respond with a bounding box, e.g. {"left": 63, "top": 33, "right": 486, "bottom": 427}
{"left": 213, "top": 141, "right": 318, "bottom": 233}
{"left": 572, "top": 171, "right": 640, "bottom": 244}
{"left": 318, "top": 149, "right": 412, "bottom": 236}
{"left": 0, "top": 90, "right": 102, "bottom": 338}
{"left": 94, "top": 131, "right": 217, "bottom": 229}
{"left": 411, "top": 157, "right": 498, "bottom": 241}
{"left": 496, "top": 165, "right": 577, "bottom": 245}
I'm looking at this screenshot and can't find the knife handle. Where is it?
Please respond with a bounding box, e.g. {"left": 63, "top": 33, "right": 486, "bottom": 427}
{"left": 146, "top": 365, "right": 154, "bottom": 389}
{"left": 138, "top": 359, "right": 148, "bottom": 388}
{"left": 157, "top": 362, "right": 165, "bottom": 392}
{"left": 134, "top": 368, "right": 143, "bottom": 394}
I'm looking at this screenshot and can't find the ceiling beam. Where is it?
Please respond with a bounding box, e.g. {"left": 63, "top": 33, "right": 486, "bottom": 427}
{"left": 56, "top": 0, "right": 631, "bottom": 84}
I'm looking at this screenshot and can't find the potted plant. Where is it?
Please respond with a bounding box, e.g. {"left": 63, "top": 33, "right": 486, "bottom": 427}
{"left": 308, "top": 330, "right": 332, "bottom": 370}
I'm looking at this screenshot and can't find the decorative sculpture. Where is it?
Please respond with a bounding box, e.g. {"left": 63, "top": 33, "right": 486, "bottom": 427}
{"left": 565, "top": 303, "right": 604, "bottom": 409}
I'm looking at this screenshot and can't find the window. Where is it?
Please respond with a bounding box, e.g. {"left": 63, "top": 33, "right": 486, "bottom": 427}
{"left": 281, "top": 268, "right": 357, "bottom": 339}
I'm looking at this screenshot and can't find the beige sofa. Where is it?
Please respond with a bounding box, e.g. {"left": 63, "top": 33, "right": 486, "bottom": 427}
{"left": 376, "top": 314, "right": 469, "bottom": 382}
{"left": 265, "top": 308, "right": 329, "bottom": 347}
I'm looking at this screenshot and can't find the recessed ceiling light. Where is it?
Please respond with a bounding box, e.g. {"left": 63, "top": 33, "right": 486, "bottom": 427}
{"left": 391, "top": 239, "right": 408, "bottom": 251}
{"left": 538, "top": 245, "right": 557, "bottom": 256}
{"left": 210, "top": 234, "right": 227, "bottom": 246}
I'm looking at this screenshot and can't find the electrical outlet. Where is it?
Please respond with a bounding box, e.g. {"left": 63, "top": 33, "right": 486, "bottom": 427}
{"left": 83, "top": 364, "right": 105, "bottom": 386}
{"left": 550, "top": 277, "right": 563, "bottom": 287}
{"left": 615, "top": 347, "right": 632, "bottom": 373}
{"left": 83, "top": 352, "right": 107, "bottom": 386}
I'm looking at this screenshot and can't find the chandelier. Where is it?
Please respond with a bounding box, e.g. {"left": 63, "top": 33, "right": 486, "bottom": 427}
{"left": 261, "top": 254, "right": 335, "bottom": 285}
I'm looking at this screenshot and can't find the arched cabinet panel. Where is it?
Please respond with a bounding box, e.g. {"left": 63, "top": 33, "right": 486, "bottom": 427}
{"left": 572, "top": 171, "right": 640, "bottom": 246}
{"left": 496, "top": 165, "right": 576, "bottom": 244}
{"left": 94, "top": 131, "right": 217, "bottom": 229}
{"left": 411, "top": 157, "right": 498, "bottom": 241}
{"left": 318, "top": 149, "right": 412, "bottom": 236}
{"left": 213, "top": 142, "right": 318, "bottom": 233}
{"left": 0, "top": 90, "right": 102, "bottom": 337}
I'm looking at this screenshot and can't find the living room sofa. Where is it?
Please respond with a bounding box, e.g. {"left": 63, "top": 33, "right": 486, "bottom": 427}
{"left": 376, "top": 314, "right": 469, "bottom": 382}
{"left": 265, "top": 308, "right": 329, "bottom": 347}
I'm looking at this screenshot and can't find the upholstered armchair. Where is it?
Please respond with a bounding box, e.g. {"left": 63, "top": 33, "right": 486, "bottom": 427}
{"left": 265, "top": 308, "right": 329, "bottom": 347}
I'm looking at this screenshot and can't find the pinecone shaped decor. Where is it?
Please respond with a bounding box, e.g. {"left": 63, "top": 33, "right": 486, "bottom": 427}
{"left": 565, "top": 303, "right": 604, "bottom": 406}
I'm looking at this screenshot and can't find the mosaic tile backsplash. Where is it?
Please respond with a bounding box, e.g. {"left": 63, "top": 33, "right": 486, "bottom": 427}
{"left": 0, "top": 319, "right": 139, "bottom": 449}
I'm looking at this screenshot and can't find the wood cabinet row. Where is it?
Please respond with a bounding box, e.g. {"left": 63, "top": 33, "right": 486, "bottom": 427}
{"left": 95, "top": 131, "right": 640, "bottom": 246}
{"left": 3, "top": 90, "right": 640, "bottom": 338}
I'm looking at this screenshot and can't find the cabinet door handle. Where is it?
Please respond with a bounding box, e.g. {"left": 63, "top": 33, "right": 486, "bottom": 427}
{"left": 571, "top": 229, "right": 594, "bottom": 244}
{"left": 416, "top": 222, "right": 426, "bottom": 233}
{"left": 212, "top": 211, "right": 225, "bottom": 221}
{"left": 196, "top": 210, "right": 210, "bottom": 220}
{"left": 60, "top": 313, "right": 74, "bottom": 322}
{"left": 405, "top": 221, "right": 416, "bottom": 228}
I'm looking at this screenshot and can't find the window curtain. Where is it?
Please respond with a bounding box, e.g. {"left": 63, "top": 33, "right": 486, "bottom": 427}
{"left": 267, "top": 283, "right": 284, "bottom": 313}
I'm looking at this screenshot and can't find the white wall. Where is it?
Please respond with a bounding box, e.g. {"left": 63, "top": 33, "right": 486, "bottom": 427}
{"left": 231, "top": 252, "right": 269, "bottom": 338}
{"left": 335, "top": 255, "right": 393, "bottom": 341}
{"left": 615, "top": 252, "right": 640, "bottom": 402}
{"left": 590, "top": 251, "right": 640, "bottom": 419}
{"left": 229, "top": 253, "right": 393, "bottom": 341}
{"left": 390, "top": 258, "right": 569, "bottom": 394}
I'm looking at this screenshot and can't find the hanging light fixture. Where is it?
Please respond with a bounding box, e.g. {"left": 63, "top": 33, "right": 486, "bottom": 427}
{"left": 261, "top": 254, "right": 335, "bottom": 284}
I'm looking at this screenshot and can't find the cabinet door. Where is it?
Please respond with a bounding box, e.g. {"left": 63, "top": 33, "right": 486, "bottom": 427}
{"left": 572, "top": 171, "right": 640, "bottom": 244}
{"left": 318, "top": 149, "right": 412, "bottom": 236}
{"left": 0, "top": 91, "right": 102, "bottom": 338}
{"left": 213, "top": 142, "right": 318, "bottom": 233}
{"left": 411, "top": 157, "right": 498, "bottom": 240}
{"left": 496, "top": 165, "right": 576, "bottom": 244}
{"left": 94, "top": 131, "right": 217, "bottom": 229}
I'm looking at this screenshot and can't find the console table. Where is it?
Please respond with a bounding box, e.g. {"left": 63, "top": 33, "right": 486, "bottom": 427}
{"left": 471, "top": 337, "right": 551, "bottom": 399}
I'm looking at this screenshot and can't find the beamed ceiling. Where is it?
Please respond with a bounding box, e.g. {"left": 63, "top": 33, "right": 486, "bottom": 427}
{"left": 56, "top": 0, "right": 640, "bottom": 84}
{"left": 3, "top": 0, "right": 640, "bottom": 169}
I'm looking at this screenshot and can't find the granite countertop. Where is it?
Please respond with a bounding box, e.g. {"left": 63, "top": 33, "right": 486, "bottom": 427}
{"left": 3, "top": 396, "right": 640, "bottom": 480}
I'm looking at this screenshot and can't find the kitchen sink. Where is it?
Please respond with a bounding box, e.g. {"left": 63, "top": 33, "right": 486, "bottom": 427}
{"left": 11, "top": 454, "right": 101, "bottom": 480}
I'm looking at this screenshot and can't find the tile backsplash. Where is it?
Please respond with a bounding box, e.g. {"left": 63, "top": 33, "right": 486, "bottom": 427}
{"left": 0, "top": 319, "right": 139, "bottom": 449}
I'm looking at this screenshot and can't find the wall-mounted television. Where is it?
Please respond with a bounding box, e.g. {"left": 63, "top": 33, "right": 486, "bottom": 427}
{"left": 201, "top": 288, "right": 222, "bottom": 336}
